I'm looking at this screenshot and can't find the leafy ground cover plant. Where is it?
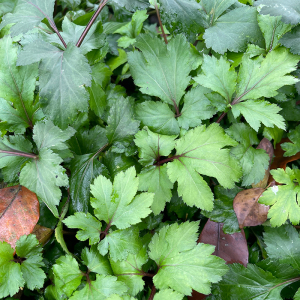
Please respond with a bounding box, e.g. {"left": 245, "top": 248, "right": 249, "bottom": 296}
{"left": 1, "top": 0, "right": 300, "bottom": 299}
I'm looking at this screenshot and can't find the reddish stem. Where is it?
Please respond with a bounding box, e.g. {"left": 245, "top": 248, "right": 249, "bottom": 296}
{"left": 0, "top": 150, "right": 38, "bottom": 159}
{"left": 216, "top": 112, "right": 227, "bottom": 123}
{"left": 148, "top": 285, "right": 157, "bottom": 300}
{"left": 155, "top": 4, "right": 168, "bottom": 44}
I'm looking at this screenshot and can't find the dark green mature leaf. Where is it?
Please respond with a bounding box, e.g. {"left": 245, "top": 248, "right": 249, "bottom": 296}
{"left": 109, "top": 0, "right": 149, "bottom": 12}
{"left": 281, "top": 26, "right": 300, "bottom": 55}
{"left": 255, "top": 0, "right": 300, "bottom": 25}
{"left": 0, "top": 0, "right": 55, "bottom": 36}
{"left": 159, "top": 0, "right": 206, "bottom": 41}
{"left": 281, "top": 125, "right": 300, "bottom": 156}
{"left": 167, "top": 124, "right": 241, "bottom": 211}
{"left": 204, "top": 7, "right": 262, "bottom": 54}
{"left": 259, "top": 167, "right": 300, "bottom": 227}
{"left": 264, "top": 225, "right": 300, "bottom": 271}
{"left": 0, "top": 35, "right": 39, "bottom": 133}
{"left": 128, "top": 34, "right": 198, "bottom": 109}
{"left": 149, "top": 222, "right": 228, "bottom": 295}
{"left": 17, "top": 40, "right": 91, "bottom": 129}
{"left": 106, "top": 97, "right": 140, "bottom": 153}
{"left": 0, "top": 235, "right": 45, "bottom": 298}
{"left": 226, "top": 123, "right": 269, "bottom": 185}
{"left": 215, "top": 263, "right": 292, "bottom": 299}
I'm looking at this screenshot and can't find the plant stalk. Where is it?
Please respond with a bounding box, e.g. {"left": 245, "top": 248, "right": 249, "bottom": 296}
{"left": 76, "top": 0, "right": 108, "bottom": 47}
{"left": 148, "top": 285, "right": 157, "bottom": 300}
{"left": 155, "top": 3, "right": 168, "bottom": 44}
{"left": 0, "top": 150, "right": 38, "bottom": 159}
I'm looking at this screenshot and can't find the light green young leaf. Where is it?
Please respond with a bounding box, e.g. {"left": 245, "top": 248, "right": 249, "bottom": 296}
{"left": 81, "top": 246, "right": 112, "bottom": 275}
{"left": 255, "top": 0, "right": 300, "bottom": 25}
{"left": 20, "top": 148, "right": 68, "bottom": 217}
{"left": 295, "top": 288, "right": 300, "bottom": 300}
{"left": 259, "top": 167, "right": 300, "bottom": 226}
{"left": 204, "top": 7, "right": 262, "bottom": 54}
{"left": 264, "top": 225, "right": 300, "bottom": 271}
{"left": 52, "top": 255, "right": 83, "bottom": 295}
{"left": 0, "top": 36, "right": 39, "bottom": 132}
{"left": 135, "top": 101, "right": 180, "bottom": 135}
{"left": 98, "top": 227, "right": 142, "bottom": 262}
{"left": 258, "top": 14, "right": 291, "bottom": 52}
{"left": 69, "top": 275, "right": 128, "bottom": 300}
{"left": 149, "top": 222, "right": 228, "bottom": 295}
{"left": 263, "top": 126, "right": 284, "bottom": 148}
{"left": 281, "top": 26, "right": 300, "bottom": 55}
{"left": 167, "top": 124, "right": 241, "bottom": 211}
{"left": 0, "top": 0, "right": 55, "bottom": 36}
{"left": 17, "top": 40, "right": 91, "bottom": 129}
{"left": 236, "top": 48, "right": 299, "bottom": 102}
{"left": 281, "top": 125, "right": 300, "bottom": 156}
{"left": 215, "top": 263, "right": 292, "bottom": 299}
{"left": 154, "top": 289, "right": 184, "bottom": 300}
{"left": 91, "top": 167, "right": 153, "bottom": 229}
{"left": 159, "top": 0, "right": 206, "bottom": 41}
{"left": 194, "top": 55, "right": 237, "bottom": 103}
{"left": 128, "top": 34, "right": 198, "bottom": 108}
{"left": 106, "top": 97, "right": 140, "bottom": 152}
{"left": 55, "top": 221, "right": 71, "bottom": 255}
{"left": 226, "top": 123, "right": 269, "bottom": 186}
{"left": 63, "top": 212, "right": 102, "bottom": 245}
{"left": 232, "top": 100, "right": 285, "bottom": 132}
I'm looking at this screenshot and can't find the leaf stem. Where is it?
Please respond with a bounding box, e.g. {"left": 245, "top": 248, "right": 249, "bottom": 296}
{"left": 154, "top": 2, "right": 168, "bottom": 44}
{"left": 148, "top": 285, "right": 157, "bottom": 300}
{"left": 155, "top": 154, "right": 182, "bottom": 166}
{"left": 216, "top": 112, "right": 227, "bottom": 123}
{"left": 76, "top": 0, "right": 108, "bottom": 47}
{"left": 0, "top": 150, "right": 38, "bottom": 159}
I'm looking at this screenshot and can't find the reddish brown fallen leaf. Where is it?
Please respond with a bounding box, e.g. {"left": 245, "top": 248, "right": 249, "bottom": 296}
{"left": 32, "top": 225, "right": 53, "bottom": 245}
{"left": 189, "top": 220, "right": 248, "bottom": 300}
{"left": 269, "top": 138, "right": 300, "bottom": 184}
{"left": 233, "top": 188, "right": 269, "bottom": 228}
{"left": 0, "top": 185, "right": 39, "bottom": 249}
{"left": 253, "top": 138, "right": 274, "bottom": 188}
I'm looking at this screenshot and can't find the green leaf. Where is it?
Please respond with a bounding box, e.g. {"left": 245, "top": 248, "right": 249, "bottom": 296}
{"left": 128, "top": 34, "right": 198, "bottom": 108}
{"left": 257, "top": 14, "right": 291, "bottom": 52}
{"left": 63, "top": 212, "right": 102, "bottom": 245}
{"left": 264, "top": 225, "right": 300, "bottom": 271}
{"left": 110, "top": 236, "right": 149, "bottom": 296}
{"left": 0, "top": 0, "right": 17, "bottom": 17}
{"left": 259, "top": 167, "right": 300, "bottom": 227}
{"left": 98, "top": 227, "right": 142, "bottom": 262}
{"left": 201, "top": 0, "right": 237, "bottom": 23}
{"left": 90, "top": 167, "right": 153, "bottom": 229}
{"left": 263, "top": 126, "right": 284, "bottom": 148}
{"left": 194, "top": 55, "right": 237, "bottom": 103}
{"left": 153, "top": 289, "right": 184, "bottom": 300}
{"left": 281, "top": 125, "right": 300, "bottom": 156}
{"left": 61, "top": 0, "right": 81, "bottom": 9}
{"left": 135, "top": 101, "right": 180, "bottom": 135}
{"left": 20, "top": 148, "right": 68, "bottom": 217}
{"left": 167, "top": 124, "right": 241, "bottom": 211}
{"left": 226, "top": 123, "right": 269, "bottom": 185}
{"left": 106, "top": 97, "right": 140, "bottom": 152}
{"left": 255, "top": 0, "right": 300, "bottom": 25}
{"left": 0, "top": 0, "right": 55, "bottom": 36}
{"left": 159, "top": 0, "right": 206, "bottom": 41}
{"left": 149, "top": 222, "right": 228, "bottom": 295}
{"left": 81, "top": 246, "right": 113, "bottom": 275}
{"left": 55, "top": 221, "right": 71, "bottom": 255}
{"left": 69, "top": 274, "right": 128, "bottom": 300}
{"left": 232, "top": 100, "right": 285, "bottom": 132}
{"left": 204, "top": 7, "right": 262, "bottom": 54}
{"left": 52, "top": 255, "right": 83, "bottom": 295}
{"left": 295, "top": 288, "right": 300, "bottom": 300}
{"left": 109, "top": 0, "right": 149, "bottom": 12}
{"left": 236, "top": 48, "right": 299, "bottom": 102}
{"left": 0, "top": 135, "right": 32, "bottom": 182}
{"left": 215, "top": 263, "right": 292, "bottom": 299}
{"left": 0, "top": 36, "right": 39, "bottom": 132}
{"left": 17, "top": 40, "right": 91, "bottom": 129}
{"left": 202, "top": 186, "right": 241, "bottom": 234}
{"left": 281, "top": 26, "right": 300, "bottom": 55}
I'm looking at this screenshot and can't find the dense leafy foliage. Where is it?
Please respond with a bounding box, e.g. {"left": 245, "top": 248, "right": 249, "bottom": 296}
{"left": 1, "top": 0, "right": 300, "bottom": 299}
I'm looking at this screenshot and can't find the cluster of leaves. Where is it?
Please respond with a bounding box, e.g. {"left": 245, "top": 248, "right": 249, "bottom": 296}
{"left": 1, "top": 0, "right": 300, "bottom": 299}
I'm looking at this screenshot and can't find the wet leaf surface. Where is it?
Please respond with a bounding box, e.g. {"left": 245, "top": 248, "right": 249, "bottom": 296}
{"left": 0, "top": 185, "right": 39, "bottom": 249}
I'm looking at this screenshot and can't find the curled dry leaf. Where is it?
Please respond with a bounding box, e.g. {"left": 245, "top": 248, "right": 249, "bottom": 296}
{"left": 32, "top": 225, "right": 53, "bottom": 245}
{"left": 233, "top": 188, "right": 269, "bottom": 228}
{"left": 269, "top": 138, "right": 300, "bottom": 184}
{"left": 189, "top": 219, "right": 249, "bottom": 300}
{"left": 252, "top": 138, "right": 274, "bottom": 188}
{"left": 0, "top": 185, "right": 39, "bottom": 249}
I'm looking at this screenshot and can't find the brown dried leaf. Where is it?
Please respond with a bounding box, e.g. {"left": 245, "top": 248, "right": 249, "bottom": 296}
{"left": 233, "top": 188, "right": 269, "bottom": 228}
{"left": 32, "top": 225, "right": 53, "bottom": 245}
{"left": 0, "top": 185, "right": 39, "bottom": 249}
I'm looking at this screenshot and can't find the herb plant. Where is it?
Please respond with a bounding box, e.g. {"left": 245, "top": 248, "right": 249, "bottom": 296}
{"left": 0, "top": 0, "right": 300, "bottom": 299}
